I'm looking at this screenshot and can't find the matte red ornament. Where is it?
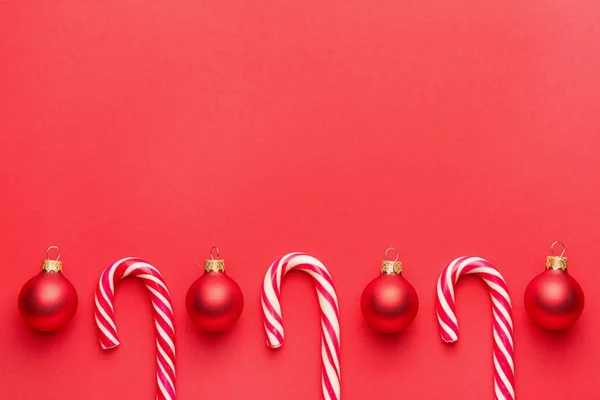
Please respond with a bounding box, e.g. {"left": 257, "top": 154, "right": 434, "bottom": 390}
{"left": 524, "top": 242, "right": 584, "bottom": 331}
{"left": 361, "top": 248, "right": 419, "bottom": 333}
{"left": 18, "top": 246, "right": 78, "bottom": 332}
{"left": 186, "top": 247, "right": 244, "bottom": 333}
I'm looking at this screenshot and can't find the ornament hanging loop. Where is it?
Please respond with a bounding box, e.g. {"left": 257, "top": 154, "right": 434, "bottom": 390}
{"left": 46, "top": 246, "right": 61, "bottom": 261}
{"left": 550, "top": 241, "right": 566, "bottom": 257}
{"left": 210, "top": 246, "right": 220, "bottom": 260}
{"left": 385, "top": 247, "right": 399, "bottom": 262}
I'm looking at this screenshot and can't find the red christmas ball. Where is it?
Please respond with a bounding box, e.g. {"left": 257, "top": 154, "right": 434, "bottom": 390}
{"left": 186, "top": 270, "right": 244, "bottom": 333}
{"left": 18, "top": 269, "right": 78, "bottom": 332}
{"left": 361, "top": 272, "right": 419, "bottom": 334}
{"left": 524, "top": 268, "right": 584, "bottom": 330}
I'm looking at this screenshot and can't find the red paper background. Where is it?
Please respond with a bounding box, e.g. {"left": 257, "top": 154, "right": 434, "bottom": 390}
{"left": 1, "top": 1, "right": 600, "bottom": 399}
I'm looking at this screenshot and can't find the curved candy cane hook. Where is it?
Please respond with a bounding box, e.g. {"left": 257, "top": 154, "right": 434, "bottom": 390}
{"left": 261, "top": 252, "right": 341, "bottom": 400}
{"left": 436, "top": 256, "right": 515, "bottom": 400}
{"left": 94, "top": 257, "right": 176, "bottom": 400}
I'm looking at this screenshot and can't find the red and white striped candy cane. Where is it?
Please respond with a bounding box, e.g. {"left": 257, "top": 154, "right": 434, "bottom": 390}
{"left": 436, "top": 256, "right": 515, "bottom": 400}
{"left": 94, "top": 257, "right": 176, "bottom": 400}
{"left": 261, "top": 253, "right": 341, "bottom": 400}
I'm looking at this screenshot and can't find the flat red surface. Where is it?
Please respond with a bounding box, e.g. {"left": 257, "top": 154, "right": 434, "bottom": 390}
{"left": 1, "top": 1, "right": 600, "bottom": 399}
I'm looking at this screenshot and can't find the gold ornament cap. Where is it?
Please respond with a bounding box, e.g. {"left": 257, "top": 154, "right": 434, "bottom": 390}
{"left": 546, "top": 241, "right": 568, "bottom": 272}
{"left": 41, "top": 246, "right": 63, "bottom": 273}
{"left": 205, "top": 246, "right": 225, "bottom": 273}
{"left": 380, "top": 247, "right": 403, "bottom": 275}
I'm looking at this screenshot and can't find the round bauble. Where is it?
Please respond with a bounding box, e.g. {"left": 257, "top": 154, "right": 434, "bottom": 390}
{"left": 361, "top": 249, "right": 419, "bottom": 334}
{"left": 18, "top": 251, "right": 78, "bottom": 332}
{"left": 186, "top": 252, "right": 243, "bottom": 333}
{"left": 524, "top": 243, "right": 584, "bottom": 331}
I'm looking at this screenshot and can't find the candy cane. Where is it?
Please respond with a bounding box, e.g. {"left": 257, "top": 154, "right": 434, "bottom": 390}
{"left": 261, "top": 253, "right": 341, "bottom": 400}
{"left": 94, "top": 257, "right": 176, "bottom": 400}
{"left": 436, "top": 256, "right": 515, "bottom": 400}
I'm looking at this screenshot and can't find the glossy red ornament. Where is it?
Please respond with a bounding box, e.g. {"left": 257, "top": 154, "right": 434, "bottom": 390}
{"left": 524, "top": 242, "right": 584, "bottom": 331}
{"left": 186, "top": 247, "right": 244, "bottom": 333}
{"left": 361, "top": 248, "right": 419, "bottom": 333}
{"left": 18, "top": 247, "right": 78, "bottom": 332}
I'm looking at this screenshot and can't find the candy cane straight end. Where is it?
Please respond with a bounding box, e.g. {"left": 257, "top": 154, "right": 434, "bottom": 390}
{"left": 100, "top": 342, "right": 120, "bottom": 350}
{"left": 267, "top": 340, "right": 282, "bottom": 349}
{"left": 265, "top": 326, "right": 283, "bottom": 349}
{"left": 436, "top": 266, "right": 460, "bottom": 344}
{"left": 440, "top": 333, "right": 458, "bottom": 344}
{"left": 265, "top": 325, "right": 284, "bottom": 349}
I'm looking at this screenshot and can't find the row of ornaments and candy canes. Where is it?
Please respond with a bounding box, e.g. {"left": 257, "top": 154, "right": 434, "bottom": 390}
{"left": 18, "top": 246, "right": 244, "bottom": 334}
{"left": 17, "top": 242, "right": 584, "bottom": 400}
{"left": 362, "top": 242, "right": 585, "bottom": 333}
